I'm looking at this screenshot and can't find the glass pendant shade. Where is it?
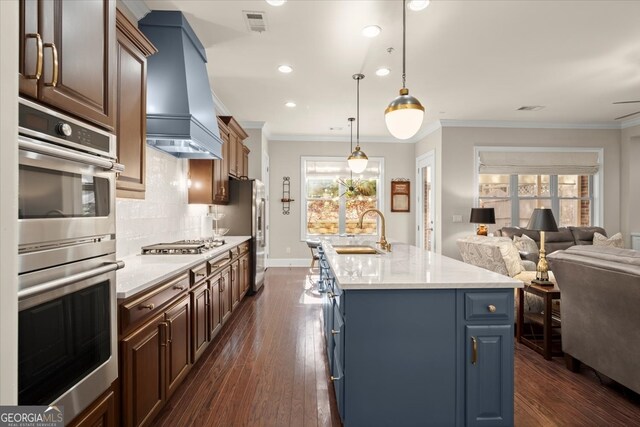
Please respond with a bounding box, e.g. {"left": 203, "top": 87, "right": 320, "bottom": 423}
{"left": 348, "top": 146, "right": 368, "bottom": 173}
{"left": 385, "top": 88, "right": 425, "bottom": 140}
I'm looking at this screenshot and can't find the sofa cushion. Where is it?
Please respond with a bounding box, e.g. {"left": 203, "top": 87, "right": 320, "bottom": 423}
{"left": 513, "top": 234, "right": 538, "bottom": 253}
{"left": 593, "top": 232, "right": 624, "bottom": 248}
{"left": 496, "top": 240, "right": 523, "bottom": 277}
{"left": 498, "top": 227, "right": 540, "bottom": 241}
{"left": 562, "top": 245, "right": 640, "bottom": 266}
{"left": 569, "top": 226, "right": 607, "bottom": 245}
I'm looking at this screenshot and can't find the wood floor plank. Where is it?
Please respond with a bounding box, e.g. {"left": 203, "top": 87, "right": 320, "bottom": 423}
{"left": 150, "top": 267, "right": 640, "bottom": 427}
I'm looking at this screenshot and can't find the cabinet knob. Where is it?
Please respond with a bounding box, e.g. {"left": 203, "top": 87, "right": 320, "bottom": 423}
{"left": 488, "top": 304, "right": 497, "bottom": 313}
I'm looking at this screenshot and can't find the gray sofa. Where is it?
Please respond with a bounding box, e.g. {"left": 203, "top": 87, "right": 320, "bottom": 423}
{"left": 496, "top": 226, "right": 607, "bottom": 263}
{"left": 547, "top": 245, "right": 640, "bottom": 394}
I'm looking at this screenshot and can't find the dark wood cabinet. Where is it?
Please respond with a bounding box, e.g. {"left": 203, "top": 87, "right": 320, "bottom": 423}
{"left": 115, "top": 9, "right": 156, "bottom": 199}
{"left": 220, "top": 266, "right": 232, "bottom": 325}
{"left": 187, "top": 159, "right": 215, "bottom": 204}
{"left": 165, "top": 295, "right": 191, "bottom": 399}
{"left": 214, "top": 118, "right": 230, "bottom": 203}
{"left": 67, "top": 384, "right": 117, "bottom": 427}
{"left": 239, "top": 253, "right": 250, "bottom": 299}
{"left": 191, "top": 281, "right": 209, "bottom": 363}
{"left": 209, "top": 274, "right": 223, "bottom": 340}
{"left": 241, "top": 144, "right": 250, "bottom": 179}
{"left": 231, "top": 260, "right": 240, "bottom": 310}
{"left": 19, "top": 0, "right": 116, "bottom": 131}
{"left": 220, "top": 116, "right": 249, "bottom": 179}
{"left": 121, "top": 313, "right": 165, "bottom": 427}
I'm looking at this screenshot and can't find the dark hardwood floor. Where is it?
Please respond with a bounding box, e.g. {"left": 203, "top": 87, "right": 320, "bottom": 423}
{"left": 151, "top": 267, "right": 640, "bottom": 427}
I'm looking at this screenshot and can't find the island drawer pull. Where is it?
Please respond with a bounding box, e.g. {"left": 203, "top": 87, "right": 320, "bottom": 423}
{"left": 488, "top": 304, "right": 496, "bottom": 313}
{"left": 139, "top": 303, "right": 155, "bottom": 311}
{"left": 328, "top": 292, "right": 335, "bottom": 299}
{"left": 331, "top": 329, "right": 340, "bottom": 335}
{"left": 471, "top": 337, "right": 478, "bottom": 365}
{"left": 330, "top": 375, "right": 342, "bottom": 382}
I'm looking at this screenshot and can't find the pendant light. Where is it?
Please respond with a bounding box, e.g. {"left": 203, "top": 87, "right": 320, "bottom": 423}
{"left": 348, "top": 74, "right": 368, "bottom": 173}
{"left": 384, "top": 0, "right": 425, "bottom": 140}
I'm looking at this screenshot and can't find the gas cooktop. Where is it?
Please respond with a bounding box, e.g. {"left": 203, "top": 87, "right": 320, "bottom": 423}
{"left": 141, "top": 239, "right": 225, "bottom": 255}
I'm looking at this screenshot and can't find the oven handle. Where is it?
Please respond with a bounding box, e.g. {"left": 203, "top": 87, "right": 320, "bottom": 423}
{"left": 19, "top": 137, "right": 124, "bottom": 173}
{"left": 18, "top": 260, "right": 125, "bottom": 300}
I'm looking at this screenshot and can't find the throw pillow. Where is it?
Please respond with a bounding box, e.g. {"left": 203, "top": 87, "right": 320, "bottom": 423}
{"left": 513, "top": 234, "right": 538, "bottom": 254}
{"left": 496, "top": 240, "right": 523, "bottom": 278}
{"left": 593, "top": 232, "right": 624, "bottom": 248}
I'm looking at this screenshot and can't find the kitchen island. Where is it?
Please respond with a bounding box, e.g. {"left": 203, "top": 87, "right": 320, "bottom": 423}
{"left": 319, "top": 239, "right": 522, "bottom": 427}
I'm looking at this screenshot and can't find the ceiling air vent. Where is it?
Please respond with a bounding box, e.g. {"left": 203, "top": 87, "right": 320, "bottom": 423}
{"left": 517, "top": 106, "right": 545, "bottom": 111}
{"left": 243, "top": 11, "right": 267, "bottom": 33}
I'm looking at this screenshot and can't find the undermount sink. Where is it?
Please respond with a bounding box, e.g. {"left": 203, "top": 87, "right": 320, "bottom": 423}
{"left": 332, "top": 245, "right": 384, "bottom": 255}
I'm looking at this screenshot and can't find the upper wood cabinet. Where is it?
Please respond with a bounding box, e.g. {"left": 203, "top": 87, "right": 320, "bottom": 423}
{"left": 19, "top": 0, "right": 117, "bottom": 131}
{"left": 115, "top": 9, "right": 157, "bottom": 199}
{"left": 242, "top": 145, "right": 250, "bottom": 179}
{"left": 219, "top": 116, "right": 249, "bottom": 178}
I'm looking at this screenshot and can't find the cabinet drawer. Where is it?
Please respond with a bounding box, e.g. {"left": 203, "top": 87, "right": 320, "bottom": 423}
{"left": 209, "top": 253, "right": 231, "bottom": 272}
{"left": 120, "top": 273, "right": 189, "bottom": 334}
{"left": 238, "top": 241, "right": 250, "bottom": 255}
{"left": 191, "top": 263, "right": 208, "bottom": 286}
{"left": 464, "top": 291, "right": 511, "bottom": 321}
{"left": 230, "top": 246, "right": 239, "bottom": 259}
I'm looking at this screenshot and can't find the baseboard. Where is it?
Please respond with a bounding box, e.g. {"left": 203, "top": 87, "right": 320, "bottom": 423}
{"left": 267, "top": 258, "right": 310, "bottom": 268}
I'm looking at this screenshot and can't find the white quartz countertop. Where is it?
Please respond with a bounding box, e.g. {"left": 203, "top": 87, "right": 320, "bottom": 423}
{"left": 116, "top": 236, "right": 251, "bottom": 299}
{"left": 322, "top": 238, "right": 522, "bottom": 290}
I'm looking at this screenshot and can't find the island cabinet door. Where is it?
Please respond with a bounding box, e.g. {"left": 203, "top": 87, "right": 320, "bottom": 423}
{"left": 465, "top": 325, "right": 514, "bottom": 427}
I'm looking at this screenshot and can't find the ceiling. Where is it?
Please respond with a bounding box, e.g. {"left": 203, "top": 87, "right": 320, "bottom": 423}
{"left": 142, "top": 0, "right": 640, "bottom": 140}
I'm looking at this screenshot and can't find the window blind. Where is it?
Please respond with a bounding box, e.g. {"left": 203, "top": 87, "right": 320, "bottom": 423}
{"left": 478, "top": 151, "right": 600, "bottom": 175}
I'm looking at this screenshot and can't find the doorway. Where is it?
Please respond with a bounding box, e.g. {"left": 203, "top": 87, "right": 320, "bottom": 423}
{"left": 416, "top": 151, "right": 435, "bottom": 251}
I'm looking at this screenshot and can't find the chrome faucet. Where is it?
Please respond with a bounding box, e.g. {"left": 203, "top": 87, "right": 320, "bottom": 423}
{"left": 357, "top": 209, "right": 390, "bottom": 251}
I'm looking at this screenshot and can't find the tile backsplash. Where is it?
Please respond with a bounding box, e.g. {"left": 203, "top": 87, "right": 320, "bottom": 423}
{"left": 116, "top": 147, "right": 209, "bottom": 257}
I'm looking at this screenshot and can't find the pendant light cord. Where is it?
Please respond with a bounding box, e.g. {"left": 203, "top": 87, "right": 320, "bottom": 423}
{"left": 356, "top": 77, "right": 360, "bottom": 145}
{"left": 349, "top": 118, "right": 354, "bottom": 180}
{"left": 402, "top": 0, "right": 406, "bottom": 89}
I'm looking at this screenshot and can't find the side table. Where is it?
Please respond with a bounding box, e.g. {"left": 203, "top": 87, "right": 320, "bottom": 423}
{"left": 516, "top": 281, "right": 562, "bottom": 360}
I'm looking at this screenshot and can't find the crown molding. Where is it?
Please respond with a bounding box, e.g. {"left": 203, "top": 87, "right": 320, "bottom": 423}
{"left": 240, "top": 121, "right": 266, "bottom": 130}
{"left": 120, "top": 0, "right": 150, "bottom": 21}
{"left": 268, "top": 134, "right": 410, "bottom": 143}
{"left": 621, "top": 116, "right": 640, "bottom": 129}
{"left": 439, "top": 119, "right": 620, "bottom": 130}
{"left": 211, "top": 89, "right": 231, "bottom": 116}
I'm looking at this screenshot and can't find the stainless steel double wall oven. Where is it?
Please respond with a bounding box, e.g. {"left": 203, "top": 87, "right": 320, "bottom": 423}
{"left": 17, "top": 98, "right": 124, "bottom": 421}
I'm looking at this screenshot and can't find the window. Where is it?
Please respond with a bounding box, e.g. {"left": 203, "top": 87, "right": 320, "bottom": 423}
{"left": 479, "top": 174, "right": 594, "bottom": 233}
{"left": 301, "top": 157, "right": 383, "bottom": 239}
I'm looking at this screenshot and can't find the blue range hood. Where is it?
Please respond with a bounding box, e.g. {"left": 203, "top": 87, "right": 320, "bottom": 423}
{"left": 139, "top": 11, "right": 222, "bottom": 159}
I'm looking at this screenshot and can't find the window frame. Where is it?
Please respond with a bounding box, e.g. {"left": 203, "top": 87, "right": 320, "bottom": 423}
{"left": 474, "top": 147, "right": 603, "bottom": 228}
{"left": 300, "top": 156, "right": 385, "bottom": 241}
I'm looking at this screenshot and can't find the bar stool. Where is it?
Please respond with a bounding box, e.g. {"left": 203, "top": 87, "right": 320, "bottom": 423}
{"left": 306, "top": 239, "right": 321, "bottom": 268}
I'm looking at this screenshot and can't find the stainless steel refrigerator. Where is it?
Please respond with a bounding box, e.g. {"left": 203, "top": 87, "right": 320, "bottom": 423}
{"left": 225, "top": 179, "right": 266, "bottom": 293}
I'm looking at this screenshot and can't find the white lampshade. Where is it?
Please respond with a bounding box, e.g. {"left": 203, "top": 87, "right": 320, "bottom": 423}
{"left": 348, "top": 157, "right": 368, "bottom": 174}
{"left": 384, "top": 88, "right": 425, "bottom": 140}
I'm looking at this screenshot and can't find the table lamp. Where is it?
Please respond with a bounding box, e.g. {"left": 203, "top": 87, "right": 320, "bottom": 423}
{"left": 527, "top": 208, "right": 558, "bottom": 286}
{"left": 470, "top": 208, "right": 495, "bottom": 236}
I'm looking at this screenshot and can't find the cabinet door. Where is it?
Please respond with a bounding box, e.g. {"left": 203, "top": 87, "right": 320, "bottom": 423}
{"left": 465, "top": 325, "right": 513, "bottom": 427}
{"left": 191, "top": 282, "right": 209, "bottom": 363}
{"left": 228, "top": 133, "right": 238, "bottom": 177}
{"left": 188, "top": 160, "right": 215, "bottom": 204}
{"left": 213, "top": 118, "right": 229, "bottom": 204}
{"left": 121, "top": 315, "right": 165, "bottom": 427}
{"left": 241, "top": 146, "right": 250, "bottom": 178}
{"left": 209, "top": 276, "right": 222, "bottom": 340}
{"left": 231, "top": 260, "right": 240, "bottom": 310}
{"left": 165, "top": 295, "right": 191, "bottom": 399}
{"left": 239, "top": 254, "right": 250, "bottom": 298}
{"left": 19, "top": 0, "right": 40, "bottom": 98}
{"left": 220, "top": 267, "right": 232, "bottom": 324}
{"left": 40, "top": 0, "right": 116, "bottom": 130}
{"left": 115, "top": 11, "right": 155, "bottom": 199}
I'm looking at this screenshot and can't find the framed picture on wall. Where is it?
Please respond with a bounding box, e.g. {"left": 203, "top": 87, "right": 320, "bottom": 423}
{"left": 391, "top": 180, "right": 410, "bottom": 212}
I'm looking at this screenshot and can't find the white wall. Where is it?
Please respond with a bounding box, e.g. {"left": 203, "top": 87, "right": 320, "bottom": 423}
{"left": 116, "top": 147, "right": 209, "bottom": 257}
{"left": 437, "top": 126, "right": 621, "bottom": 258}
{"left": 244, "top": 128, "right": 264, "bottom": 180}
{"left": 620, "top": 124, "right": 640, "bottom": 246}
{"left": 268, "top": 139, "right": 416, "bottom": 262}
{"left": 415, "top": 128, "right": 443, "bottom": 252}
{"left": 0, "top": 0, "right": 18, "bottom": 404}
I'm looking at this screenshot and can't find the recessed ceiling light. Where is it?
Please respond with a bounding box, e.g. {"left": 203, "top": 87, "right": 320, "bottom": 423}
{"left": 407, "top": 0, "right": 430, "bottom": 11}
{"left": 278, "top": 65, "right": 293, "bottom": 73}
{"left": 265, "top": 0, "right": 286, "bottom": 6}
{"left": 285, "top": 101, "right": 296, "bottom": 108}
{"left": 362, "top": 25, "right": 382, "bottom": 38}
{"left": 376, "top": 67, "right": 391, "bottom": 77}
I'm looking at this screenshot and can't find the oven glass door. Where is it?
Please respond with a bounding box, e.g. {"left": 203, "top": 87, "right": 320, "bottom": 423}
{"left": 18, "top": 136, "right": 115, "bottom": 248}
{"left": 18, "top": 280, "right": 111, "bottom": 405}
